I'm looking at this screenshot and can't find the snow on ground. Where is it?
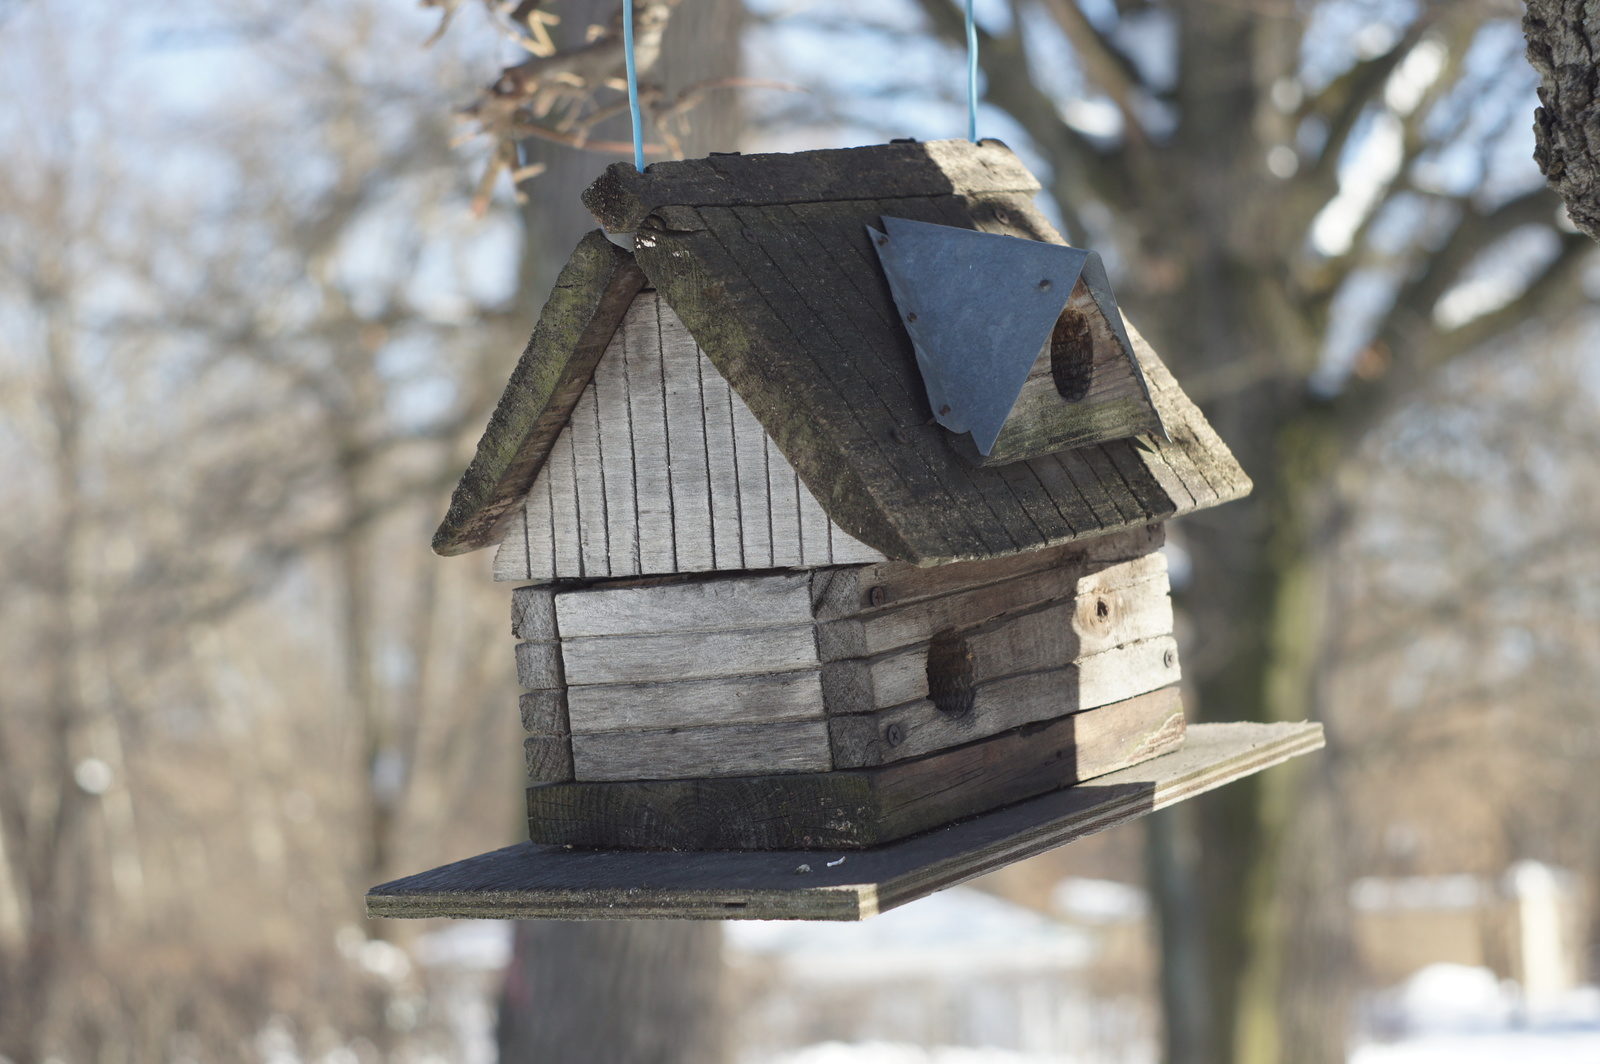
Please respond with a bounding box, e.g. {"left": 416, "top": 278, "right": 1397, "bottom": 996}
{"left": 1351, "top": 964, "right": 1600, "bottom": 1064}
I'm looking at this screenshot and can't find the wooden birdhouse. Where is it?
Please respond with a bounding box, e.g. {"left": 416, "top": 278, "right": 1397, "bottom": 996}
{"left": 367, "top": 140, "right": 1323, "bottom": 921}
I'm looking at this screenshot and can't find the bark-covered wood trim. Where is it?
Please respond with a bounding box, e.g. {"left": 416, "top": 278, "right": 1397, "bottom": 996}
{"left": 1526, "top": 0, "right": 1600, "bottom": 242}
{"left": 582, "top": 139, "right": 1041, "bottom": 232}
{"left": 433, "top": 230, "right": 646, "bottom": 556}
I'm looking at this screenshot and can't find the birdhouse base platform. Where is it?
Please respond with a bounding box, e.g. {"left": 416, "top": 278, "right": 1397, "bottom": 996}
{"left": 366, "top": 721, "right": 1322, "bottom": 922}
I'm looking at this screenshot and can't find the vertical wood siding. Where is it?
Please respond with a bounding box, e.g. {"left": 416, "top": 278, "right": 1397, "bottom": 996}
{"left": 494, "top": 292, "right": 885, "bottom": 582}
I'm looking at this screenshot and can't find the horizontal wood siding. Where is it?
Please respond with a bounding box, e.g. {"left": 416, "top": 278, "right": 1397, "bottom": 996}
{"left": 493, "top": 292, "right": 887, "bottom": 581}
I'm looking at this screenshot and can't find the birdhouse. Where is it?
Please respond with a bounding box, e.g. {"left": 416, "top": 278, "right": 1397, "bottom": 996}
{"left": 367, "top": 140, "right": 1323, "bottom": 921}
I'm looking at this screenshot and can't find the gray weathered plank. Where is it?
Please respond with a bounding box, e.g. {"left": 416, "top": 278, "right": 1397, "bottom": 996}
{"left": 593, "top": 305, "right": 640, "bottom": 575}
{"left": 560, "top": 625, "right": 820, "bottom": 686}
{"left": 554, "top": 571, "right": 813, "bottom": 637}
{"left": 547, "top": 427, "right": 582, "bottom": 578}
{"left": 730, "top": 377, "right": 773, "bottom": 568}
{"left": 624, "top": 293, "right": 676, "bottom": 575}
{"left": 660, "top": 299, "right": 715, "bottom": 572}
{"left": 514, "top": 641, "right": 565, "bottom": 691}
{"left": 492, "top": 508, "right": 530, "bottom": 582}
{"left": 519, "top": 690, "right": 570, "bottom": 735}
{"left": 511, "top": 586, "right": 560, "bottom": 642}
{"left": 566, "top": 669, "right": 825, "bottom": 733}
{"left": 572, "top": 719, "right": 832, "bottom": 781}
{"left": 367, "top": 721, "right": 1325, "bottom": 921}
{"left": 528, "top": 687, "right": 1184, "bottom": 850}
{"left": 569, "top": 383, "right": 610, "bottom": 577}
{"left": 525, "top": 735, "right": 575, "bottom": 785}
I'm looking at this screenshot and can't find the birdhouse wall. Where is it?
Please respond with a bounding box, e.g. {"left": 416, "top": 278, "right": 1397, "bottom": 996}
{"left": 492, "top": 291, "right": 885, "bottom": 584}
{"left": 510, "top": 524, "right": 1178, "bottom": 787}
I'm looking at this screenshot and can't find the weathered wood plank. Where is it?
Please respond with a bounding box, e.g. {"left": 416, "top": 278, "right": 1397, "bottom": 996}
{"left": 797, "top": 471, "right": 835, "bottom": 567}
{"left": 592, "top": 310, "right": 640, "bottom": 575}
{"left": 729, "top": 374, "right": 774, "bottom": 568}
{"left": 568, "top": 386, "right": 610, "bottom": 577}
{"left": 492, "top": 508, "right": 530, "bottom": 582}
{"left": 767, "top": 435, "right": 804, "bottom": 564}
{"left": 514, "top": 641, "right": 565, "bottom": 691}
{"left": 547, "top": 427, "right": 583, "bottom": 577}
{"left": 519, "top": 690, "right": 570, "bottom": 735}
{"left": 581, "top": 139, "right": 1041, "bottom": 232}
{"left": 566, "top": 669, "right": 825, "bottom": 733}
{"left": 572, "top": 720, "right": 832, "bottom": 781}
{"left": 524, "top": 477, "right": 557, "bottom": 583}
{"left": 560, "top": 625, "right": 820, "bottom": 686}
{"left": 528, "top": 687, "right": 1184, "bottom": 850}
{"left": 818, "top": 552, "right": 1168, "bottom": 662}
{"left": 623, "top": 293, "right": 676, "bottom": 574}
{"left": 698, "top": 347, "right": 745, "bottom": 569}
{"left": 511, "top": 586, "right": 560, "bottom": 642}
{"left": 660, "top": 300, "right": 715, "bottom": 572}
{"left": 811, "top": 524, "right": 1162, "bottom": 622}
{"left": 525, "top": 736, "right": 575, "bottom": 785}
{"left": 863, "top": 575, "right": 1174, "bottom": 707}
{"left": 367, "top": 721, "right": 1325, "bottom": 921}
{"left": 830, "top": 635, "right": 1181, "bottom": 768}
{"left": 554, "top": 571, "right": 813, "bottom": 637}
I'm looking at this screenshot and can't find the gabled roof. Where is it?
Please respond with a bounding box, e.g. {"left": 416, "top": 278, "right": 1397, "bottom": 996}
{"left": 436, "top": 139, "right": 1249, "bottom": 566}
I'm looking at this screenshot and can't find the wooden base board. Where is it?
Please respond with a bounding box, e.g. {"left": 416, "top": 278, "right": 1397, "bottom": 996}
{"left": 526, "top": 687, "right": 1185, "bottom": 850}
{"left": 367, "top": 721, "right": 1323, "bottom": 922}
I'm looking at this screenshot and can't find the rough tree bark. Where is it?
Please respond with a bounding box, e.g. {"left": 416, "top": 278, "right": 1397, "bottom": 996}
{"left": 494, "top": 3, "right": 741, "bottom": 1062}
{"left": 1525, "top": 0, "right": 1600, "bottom": 241}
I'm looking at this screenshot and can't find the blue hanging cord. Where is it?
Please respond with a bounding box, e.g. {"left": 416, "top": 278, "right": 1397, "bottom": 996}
{"left": 965, "top": 0, "right": 978, "bottom": 141}
{"left": 623, "top": 0, "right": 644, "bottom": 170}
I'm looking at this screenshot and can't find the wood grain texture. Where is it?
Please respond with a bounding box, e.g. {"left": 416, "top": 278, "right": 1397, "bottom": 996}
{"left": 581, "top": 138, "right": 1041, "bottom": 232}
{"left": 527, "top": 687, "right": 1184, "bottom": 850}
{"left": 491, "top": 293, "right": 888, "bottom": 581}
{"left": 555, "top": 571, "right": 813, "bottom": 637}
{"left": 525, "top": 736, "right": 575, "bottom": 785}
{"left": 435, "top": 231, "right": 644, "bottom": 555}
{"left": 572, "top": 719, "right": 832, "bottom": 781}
{"left": 511, "top": 586, "right": 560, "bottom": 642}
{"left": 566, "top": 669, "right": 825, "bottom": 733}
{"left": 829, "top": 636, "right": 1181, "bottom": 768}
{"left": 367, "top": 721, "right": 1325, "bottom": 921}
{"left": 519, "top": 690, "right": 570, "bottom": 736}
{"left": 515, "top": 641, "right": 566, "bottom": 691}
{"left": 559, "top": 625, "right": 819, "bottom": 686}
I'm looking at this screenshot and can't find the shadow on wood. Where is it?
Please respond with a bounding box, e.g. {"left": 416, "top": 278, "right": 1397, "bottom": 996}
{"left": 367, "top": 721, "right": 1323, "bottom": 921}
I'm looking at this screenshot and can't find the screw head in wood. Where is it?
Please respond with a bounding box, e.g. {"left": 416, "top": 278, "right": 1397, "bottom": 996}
{"left": 906, "top": 312, "right": 918, "bottom": 322}
{"left": 892, "top": 427, "right": 909, "bottom": 444}
{"left": 994, "top": 208, "right": 1011, "bottom": 224}
{"left": 877, "top": 234, "right": 889, "bottom": 246}
{"left": 939, "top": 404, "right": 951, "bottom": 415}
{"left": 885, "top": 722, "right": 905, "bottom": 747}
{"left": 742, "top": 227, "right": 757, "bottom": 243}
{"left": 1038, "top": 278, "right": 1052, "bottom": 290}
{"left": 869, "top": 586, "right": 887, "bottom": 607}
{"left": 1163, "top": 649, "right": 1176, "bottom": 669}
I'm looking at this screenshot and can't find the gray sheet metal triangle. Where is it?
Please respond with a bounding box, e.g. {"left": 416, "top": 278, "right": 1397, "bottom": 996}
{"left": 869, "top": 217, "right": 1093, "bottom": 456}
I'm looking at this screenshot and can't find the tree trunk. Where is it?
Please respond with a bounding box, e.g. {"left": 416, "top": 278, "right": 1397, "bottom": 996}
{"left": 497, "top": 921, "right": 727, "bottom": 1064}
{"left": 1525, "top": 0, "right": 1600, "bottom": 241}
{"left": 496, "top": 3, "right": 742, "bottom": 1060}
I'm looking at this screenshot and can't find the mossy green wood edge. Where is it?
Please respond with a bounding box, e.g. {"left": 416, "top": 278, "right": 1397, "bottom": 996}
{"left": 432, "top": 231, "right": 646, "bottom": 556}
{"left": 364, "top": 721, "right": 1323, "bottom": 922}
